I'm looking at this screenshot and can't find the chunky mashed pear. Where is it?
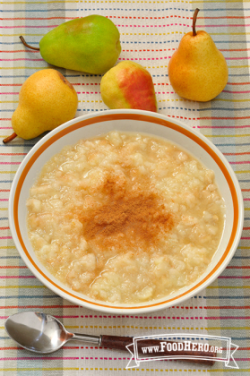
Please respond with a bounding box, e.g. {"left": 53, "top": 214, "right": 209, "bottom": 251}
{"left": 26, "top": 131, "right": 225, "bottom": 304}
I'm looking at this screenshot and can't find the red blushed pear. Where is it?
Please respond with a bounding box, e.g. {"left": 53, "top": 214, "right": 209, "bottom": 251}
{"left": 168, "top": 9, "right": 228, "bottom": 102}
{"left": 100, "top": 61, "right": 157, "bottom": 112}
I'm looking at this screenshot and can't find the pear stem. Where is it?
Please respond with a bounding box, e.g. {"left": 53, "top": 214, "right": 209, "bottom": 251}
{"left": 192, "top": 8, "right": 200, "bottom": 36}
{"left": 19, "top": 36, "right": 40, "bottom": 51}
{"left": 3, "top": 133, "right": 17, "bottom": 144}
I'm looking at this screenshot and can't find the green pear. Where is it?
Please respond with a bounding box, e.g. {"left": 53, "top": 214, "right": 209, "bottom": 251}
{"left": 20, "top": 15, "right": 121, "bottom": 75}
{"left": 3, "top": 69, "right": 78, "bottom": 143}
{"left": 168, "top": 9, "right": 228, "bottom": 102}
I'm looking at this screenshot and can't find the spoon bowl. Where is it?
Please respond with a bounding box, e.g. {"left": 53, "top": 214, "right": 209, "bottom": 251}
{"left": 5, "top": 311, "right": 99, "bottom": 354}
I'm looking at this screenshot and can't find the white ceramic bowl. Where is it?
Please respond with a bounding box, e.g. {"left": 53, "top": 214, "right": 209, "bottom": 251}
{"left": 9, "top": 109, "right": 244, "bottom": 314}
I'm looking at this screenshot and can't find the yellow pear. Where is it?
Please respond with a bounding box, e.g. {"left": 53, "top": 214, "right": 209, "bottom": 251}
{"left": 168, "top": 9, "right": 228, "bottom": 102}
{"left": 3, "top": 69, "right": 78, "bottom": 143}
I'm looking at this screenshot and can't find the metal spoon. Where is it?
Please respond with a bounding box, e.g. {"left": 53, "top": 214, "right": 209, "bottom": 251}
{"left": 5, "top": 311, "right": 101, "bottom": 354}
{"left": 5, "top": 311, "right": 215, "bottom": 366}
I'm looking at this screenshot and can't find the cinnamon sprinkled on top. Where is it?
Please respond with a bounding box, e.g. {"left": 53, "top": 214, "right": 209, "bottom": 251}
{"left": 80, "top": 175, "right": 173, "bottom": 250}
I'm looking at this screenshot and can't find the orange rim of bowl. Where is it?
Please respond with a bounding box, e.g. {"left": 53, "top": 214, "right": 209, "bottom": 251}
{"left": 13, "top": 113, "right": 239, "bottom": 310}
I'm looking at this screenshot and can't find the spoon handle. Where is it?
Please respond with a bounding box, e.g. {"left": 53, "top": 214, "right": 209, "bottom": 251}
{"left": 72, "top": 333, "right": 101, "bottom": 346}
{"left": 100, "top": 335, "right": 216, "bottom": 366}
{"left": 101, "top": 335, "right": 133, "bottom": 352}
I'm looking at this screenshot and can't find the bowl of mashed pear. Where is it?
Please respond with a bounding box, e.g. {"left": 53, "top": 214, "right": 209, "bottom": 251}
{"left": 9, "top": 110, "right": 244, "bottom": 313}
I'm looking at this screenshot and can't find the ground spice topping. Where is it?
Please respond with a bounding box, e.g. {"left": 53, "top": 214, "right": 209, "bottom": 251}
{"left": 80, "top": 175, "right": 173, "bottom": 250}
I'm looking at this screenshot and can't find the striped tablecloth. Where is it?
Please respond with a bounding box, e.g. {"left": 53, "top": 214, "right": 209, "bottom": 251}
{"left": 0, "top": 0, "right": 249, "bottom": 375}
